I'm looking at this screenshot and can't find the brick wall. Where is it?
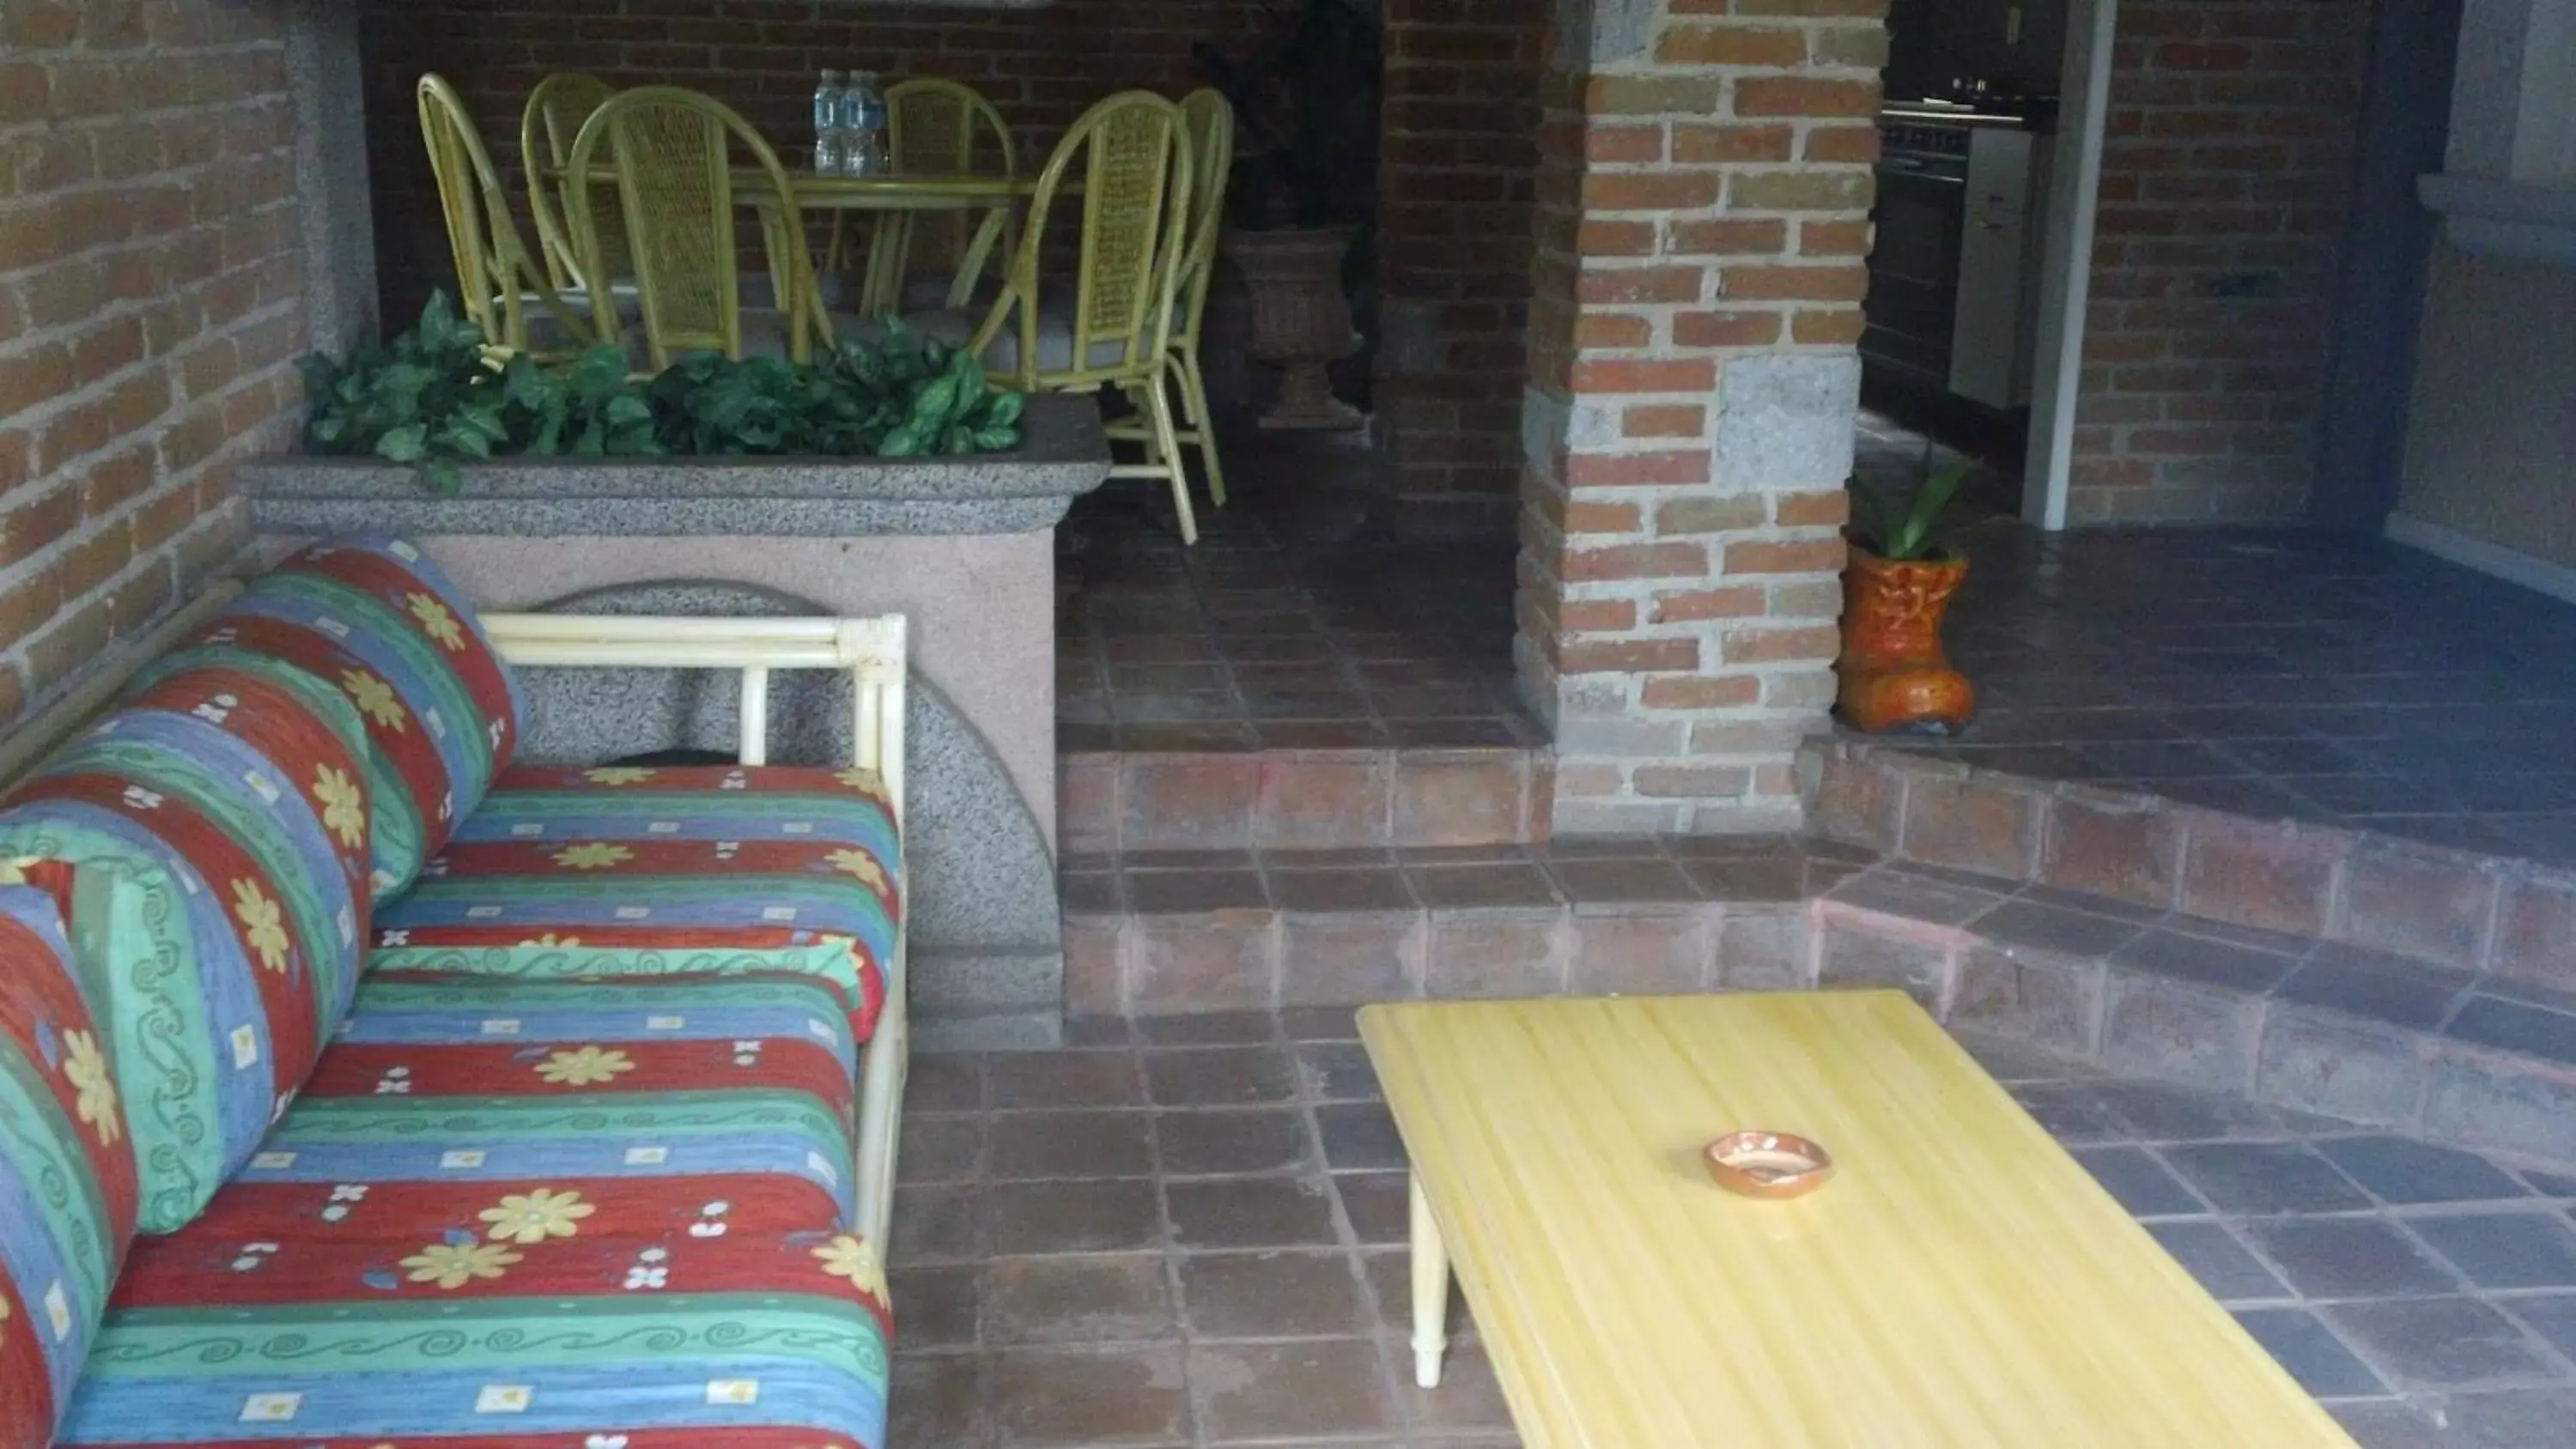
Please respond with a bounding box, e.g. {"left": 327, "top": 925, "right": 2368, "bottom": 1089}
{"left": 1514, "top": 0, "right": 1880, "bottom": 834}
{"left": 1375, "top": 0, "right": 1549, "bottom": 530}
{"left": 2066, "top": 0, "right": 2368, "bottom": 524}
{"left": 0, "top": 0, "right": 309, "bottom": 725}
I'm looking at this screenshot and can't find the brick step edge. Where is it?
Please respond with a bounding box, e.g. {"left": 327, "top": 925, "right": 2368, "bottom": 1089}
{"left": 1803, "top": 738, "right": 2576, "bottom": 992}
{"left": 1822, "top": 895, "right": 2576, "bottom": 1173}
{"left": 1069, "top": 854, "right": 2576, "bottom": 1171}
{"left": 1062, "top": 746, "right": 1552, "bottom": 853}
{"left": 1062, "top": 899, "right": 1808, "bottom": 1018}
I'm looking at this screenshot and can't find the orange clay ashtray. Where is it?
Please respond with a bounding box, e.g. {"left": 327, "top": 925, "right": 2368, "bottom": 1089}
{"left": 1704, "top": 1131, "right": 1835, "bottom": 1199}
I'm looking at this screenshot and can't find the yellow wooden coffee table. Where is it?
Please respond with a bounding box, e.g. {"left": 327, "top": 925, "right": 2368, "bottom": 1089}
{"left": 1358, "top": 992, "right": 2356, "bottom": 1446}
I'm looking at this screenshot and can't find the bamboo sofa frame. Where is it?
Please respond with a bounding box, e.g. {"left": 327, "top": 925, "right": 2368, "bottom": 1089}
{"left": 0, "top": 594, "right": 913, "bottom": 1248}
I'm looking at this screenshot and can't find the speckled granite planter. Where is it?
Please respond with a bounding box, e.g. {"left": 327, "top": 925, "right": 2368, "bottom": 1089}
{"left": 242, "top": 395, "right": 1111, "bottom": 1048}
{"left": 242, "top": 393, "right": 1109, "bottom": 539}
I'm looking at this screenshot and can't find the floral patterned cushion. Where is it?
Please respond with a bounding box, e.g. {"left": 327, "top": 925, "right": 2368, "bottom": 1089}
{"left": 0, "top": 660, "right": 374, "bottom": 1234}
{"left": 372, "top": 764, "right": 902, "bottom": 1043}
{"left": 54, "top": 967, "right": 886, "bottom": 1448}
{"left": 191, "top": 969, "right": 865, "bottom": 1240}
{"left": 0, "top": 883, "right": 137, "bottom": 1446}
{"left": 202, "top": 534, "right": 523, "bottom": 901}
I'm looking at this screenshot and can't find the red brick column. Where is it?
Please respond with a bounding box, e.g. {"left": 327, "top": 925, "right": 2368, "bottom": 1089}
{"left": 1515, "top": 0, "right": 1884, "bottom": 834}
{"left": 1375, "top": 0, "right": 1551, "bottom": 535}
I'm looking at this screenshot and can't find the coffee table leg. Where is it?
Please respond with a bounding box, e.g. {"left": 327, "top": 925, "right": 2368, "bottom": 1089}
{"left": 1409, "top": 1173, "right": 1449, "bottom": 1388}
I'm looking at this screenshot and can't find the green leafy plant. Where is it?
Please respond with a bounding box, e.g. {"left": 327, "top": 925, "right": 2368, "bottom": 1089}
{"left": 299, "top": 293, "right": 1026, "bottom": 493}
{"left": 863, "top": 317, "right": 1026, "bottom": 459}
{"left": 501, "top": 347, "right": 660, "bottom": 462}
{"left": 1850, "top": 458, "right": 1976, "bottom": 562}
{"left": 296, "top": 293, "right": 593, "bottom": 494}
{"left": 647, "top": 318, "right": 1025, "bottom": 460}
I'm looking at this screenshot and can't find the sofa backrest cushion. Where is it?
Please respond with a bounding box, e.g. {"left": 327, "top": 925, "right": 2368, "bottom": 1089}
{"left": 194, "top": 535, "right": 522, "bottom": 900}
{"left": 0, "top": 882, "right": 138, "bottom": 1444}
{"left": 0, "top": 660, "right": 373, "bottom": 1234}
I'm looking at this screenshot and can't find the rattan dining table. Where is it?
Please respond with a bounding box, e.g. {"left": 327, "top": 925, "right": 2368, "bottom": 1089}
{"left": 766, "top": 171, "right": 1035, "bottom": 317}
{"left": 556, "top": 163, "right": 1035, "bottom": 318}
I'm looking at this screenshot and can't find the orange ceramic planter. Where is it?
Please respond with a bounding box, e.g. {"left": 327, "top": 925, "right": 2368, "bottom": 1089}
{"left": 1837, "top": 550, "right": 1975, "bottom": 735}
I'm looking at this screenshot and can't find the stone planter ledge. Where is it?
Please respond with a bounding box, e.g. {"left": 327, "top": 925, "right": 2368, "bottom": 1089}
{"left": 241, "top": 393, "right": 1108, "bottom": 538}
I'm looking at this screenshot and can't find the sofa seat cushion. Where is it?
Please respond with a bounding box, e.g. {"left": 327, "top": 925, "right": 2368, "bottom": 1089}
{"left": 372, "top": 764, "right": 902, "bottom": 1043}
{"left": 188, "top": 968, "right": 865, "bottom": 1243}
{"left": 199, "top": 534, "right": 525, "bottom": 901}
{"left": 59, "top": 1223, "right": 890, "bottom": 1446}
{"left": 55, "top": 969, "right": 890, "bottom": 1445}
{"left": 0, "top": 659, "right": 375, "bottom": 1233}
{"left": 0, "top": 883, "right": 138, "bottom": 1446}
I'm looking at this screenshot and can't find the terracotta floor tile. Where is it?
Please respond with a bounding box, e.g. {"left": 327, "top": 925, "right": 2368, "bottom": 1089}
{"left": 1178, "top": 1249, "right": 1378, "bottom": 1339}
{"left": 1362, "top": 1247, "right": 1473, "bottom": 1339}
{"left": 1279, "top": 1003, "right": 1364, "bottom": 1040}
{"left": 1136, "top": 1009, "right": 1279, "bottom": 1046}
{"left": 1157, "top": 1107, "right": 1316, "bottom": 1177}
{"left": 1270, "top": 866, "right": 1418, "bottom": 912}
{"left": 987, "top": 1111, "right": 1156, "bottom": 1181}
{"left": 985, "top": 1178, "right": 1165, "bottom": 1256}
{"left": 1190, "top": 1337, "right": 1400, "bottom": 1442}
{"left": 1317, "top": 1103, "right": 1408, "bottom": 1172}
{"left": 899, "top": 1115, "right": 985, "bottom": 1185}
{"left": 1165, "top": 1175, "right": 1344, "bottom": 1251}
{"left": 908, "top": 1054, "right": 986, "bottom": 1113}
{"left": 1407, "top": 862, "right": 1560, "bottom": 910}
{"left": 989, "top": 1343, "right": 1192, "bottom": 1447}
{"left": 1126, "top": 868, "right": 1271, "bottom": 913}
{"left": 891, "top": 1183, "right": 986, "bottom": 1264}
{"left": 1334, "top": 1172, "right": 1413, "bottom": 1246}
{"left": 891, "top": 1264, "right": 982, "bottom": 1350}
{"left": 986, "top": 1050, "right": 1145, "bottom": 1109}
{"left": 1400, "top": 1340, "right": 1518, "bottom": 1434}
{"left": 886, "top": 1009, "right": 2576, "bottom": 1440}
{"left": 889, "top": 1351, "right": 988, "bottom": 1447}
{"left": 984, "top": 1253, "right": 1179, "bottom": 1346}
{"left": 1145, "top": 1044, "right": 1301, "bottom": 1106}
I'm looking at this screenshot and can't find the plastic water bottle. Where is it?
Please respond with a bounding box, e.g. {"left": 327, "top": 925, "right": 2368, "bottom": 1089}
{"left": 840, "top": 70, "right": 887, "bottom": 177}
{"left": 813, "top": 70, "right": 846, "bottom": 174}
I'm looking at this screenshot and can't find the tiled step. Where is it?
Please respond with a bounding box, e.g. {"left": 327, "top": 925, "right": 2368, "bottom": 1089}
{"left": 1057, "top": 836, "right": 1859, "bottom": 1014}
{"left": 1804, "top": 738, "right": 2576, "bottom": 989}
{"left": 1816, "top": 860, "right": 2576, "bottom": 1172}
{"left": 1061, "top": 825, "right": 2576, "bottom": 1173}
{"left": 1060, "top": 744, "right": 1552, "bottom": 853}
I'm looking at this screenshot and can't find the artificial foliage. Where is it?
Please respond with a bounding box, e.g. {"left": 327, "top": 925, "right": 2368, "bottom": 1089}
{"left": 299, "top": 294, "right": 1026, "bottom": 493}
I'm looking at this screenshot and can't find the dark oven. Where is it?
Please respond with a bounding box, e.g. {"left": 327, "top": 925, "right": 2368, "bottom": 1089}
{"left": 1862, "top": 118, "right": 1971, "bottom": 391}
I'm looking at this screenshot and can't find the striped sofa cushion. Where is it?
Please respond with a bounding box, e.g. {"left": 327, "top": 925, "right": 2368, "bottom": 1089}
{"left": 0, "top": 882, "right": 138, "bottom": 1446}
{"left": 373, "top": 764, "right": 902, "bottom": 1042}
{"left": 56, "top": 967, "right": 887, "bottom": 1449}
{"left": 201, "top": 534, "right": 522, "bottom": 900}
{"left": 63, "top": 1228, "right": 890, "bottom": 1447}
{"left": 195, "top": 969, "right": 866, "bottom": 1240}
{"left": 0, "top": 660, "right": 374, "bottom": 1233}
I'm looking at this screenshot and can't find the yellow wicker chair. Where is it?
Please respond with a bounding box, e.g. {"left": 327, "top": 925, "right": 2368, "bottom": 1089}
{"left": 416, "top": 74, "right": 590, "bottom": 355}
{"left": 882, "top": 78, "right": 1018, "bottom": 307}
{"left": 564, "top": 85, "right": 830, "bottom": 369}
{"left": 925, "top": 91, "right": 1199, "bottom": 540}
{"left": 1108, "top": 88, "right": 1233, "bottom": 507}
{"left": 521, "top": 72, "right": 630, "bottom": 298}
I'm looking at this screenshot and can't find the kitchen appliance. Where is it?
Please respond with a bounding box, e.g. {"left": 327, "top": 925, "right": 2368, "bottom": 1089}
{"left": 1862, "top": 107, "right": 2051, "bottom": 410}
